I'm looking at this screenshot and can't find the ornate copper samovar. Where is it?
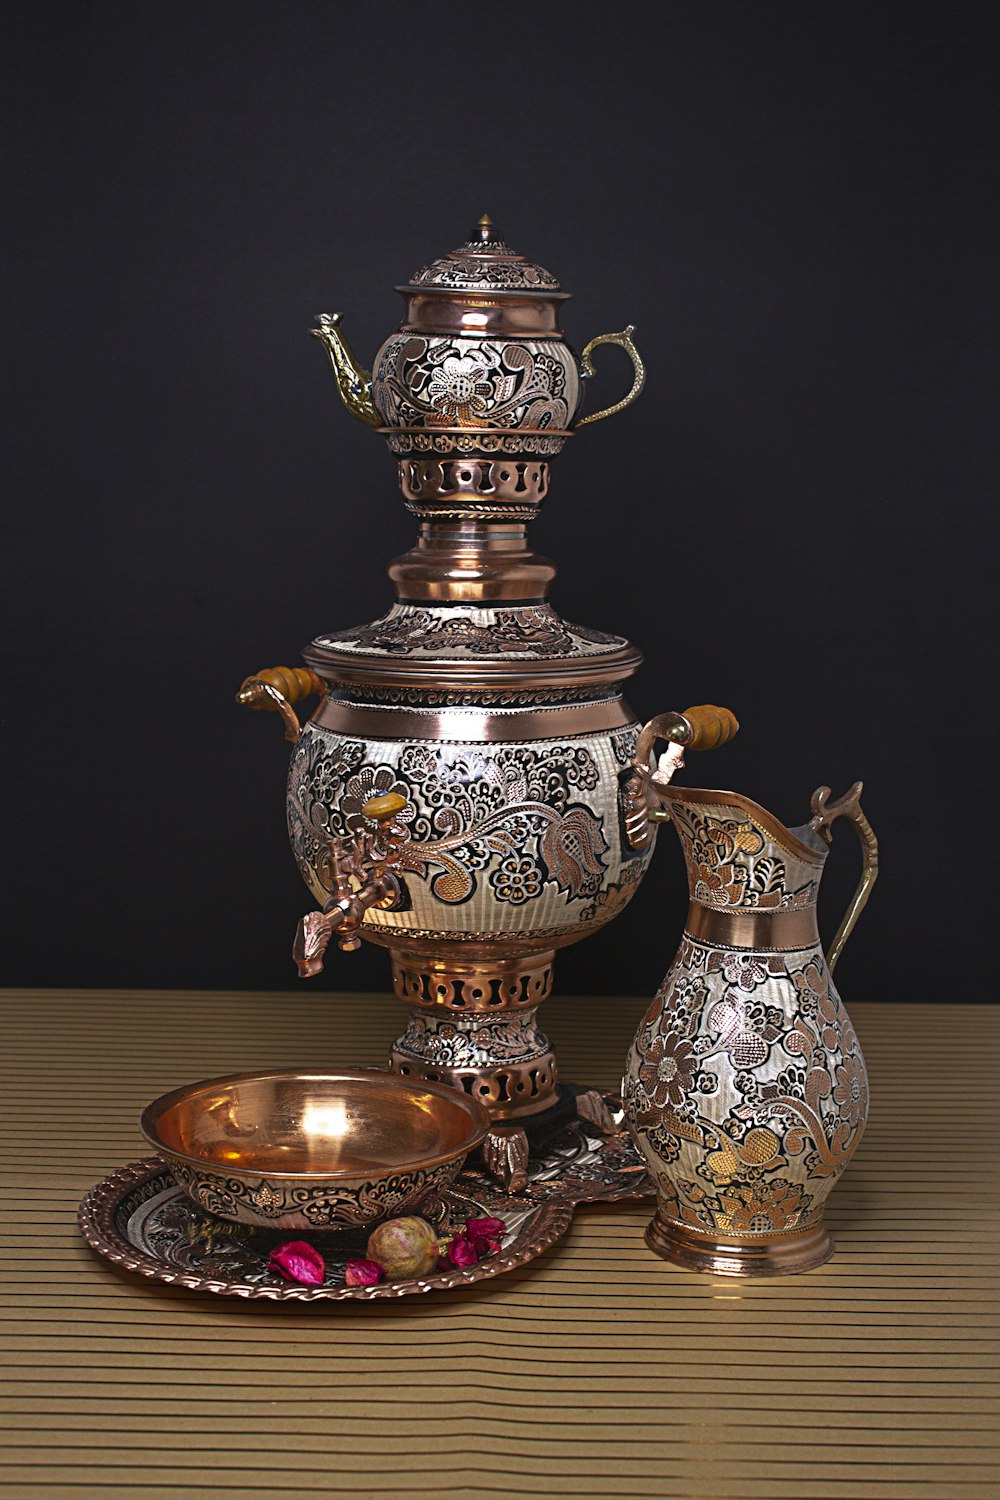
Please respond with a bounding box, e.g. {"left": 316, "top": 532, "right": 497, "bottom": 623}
{"left": 238, "top": 216, "right": 736, "bottom": 1182}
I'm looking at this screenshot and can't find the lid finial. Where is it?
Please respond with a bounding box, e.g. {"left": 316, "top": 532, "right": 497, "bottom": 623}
{"left": 470, "top": 212, "right": 501, "bottom": 244}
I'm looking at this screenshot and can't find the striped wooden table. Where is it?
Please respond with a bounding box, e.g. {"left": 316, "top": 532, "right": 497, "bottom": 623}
{"left": 1, "top": 990, "right": 997, "bottom": 1499}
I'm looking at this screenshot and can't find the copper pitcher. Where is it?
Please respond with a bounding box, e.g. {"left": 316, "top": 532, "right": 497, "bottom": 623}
{"left": 623, "top": 759, "right": 878, "bottom": 1277}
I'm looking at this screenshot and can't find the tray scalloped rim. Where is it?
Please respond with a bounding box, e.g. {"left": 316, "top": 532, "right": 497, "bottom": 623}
{"left": 79, "top": 1146, "right": 651, "bottom": 1302}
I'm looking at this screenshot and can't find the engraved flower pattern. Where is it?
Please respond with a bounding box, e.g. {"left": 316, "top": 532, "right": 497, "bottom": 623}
{"left": 832, "top": 1051, "right": 868, "bottom": 1127}
{"left": 707, "top": 994, "right": 783, "bottom": 1069}
{"left": 721, "top": 954, "right": 769, "bottom": 990}
{"left": 426, "top": 355, "right": 494, "bottom": 420}
{"left": 693, "top": 861, "right": 747, "bottom": 907}
{"left": 638, "top": 1033, "right": 697, "bottom": 1111}
{"left": 716, "top": 1179, "right": 810, "bottom": 1233}
{"left": 490, "top": 856, "right": 544, "bottom": 906}
{"left": 792, "top": 960, "right": 827, "bottom": 1017}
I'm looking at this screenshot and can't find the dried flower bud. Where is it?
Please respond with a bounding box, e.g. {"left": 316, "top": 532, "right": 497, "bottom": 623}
{"left": 366, "top": 1216, "right": 440, "bottom": 1278}
{"left": 267, "top": 1240, "right": 326, "bottom": 1286}
{"left": 344, "top": 1258, "right": 384, "bottom": 1287}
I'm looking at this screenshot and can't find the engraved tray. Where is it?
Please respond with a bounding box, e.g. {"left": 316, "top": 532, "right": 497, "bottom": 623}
{"left": 78, "top": 1102, "right": 653, "bottom": 1301}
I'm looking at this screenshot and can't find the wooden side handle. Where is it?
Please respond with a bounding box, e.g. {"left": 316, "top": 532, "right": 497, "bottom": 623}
{"left": 236, "top": 666, "right": 324, "bottom": 743}
{"left": 625, "top": 703, "right": 740, "bottom": 851}
{"left": 239, "top": 667, "right": 323, "bottom": 706}
{"left": 681, "top": 704, "right": 740, "bottom": 752}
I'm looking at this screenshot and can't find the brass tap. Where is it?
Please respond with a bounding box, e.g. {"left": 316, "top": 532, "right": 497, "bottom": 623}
{"left": 293, "top": 794, "right": 408, "bottom": 977}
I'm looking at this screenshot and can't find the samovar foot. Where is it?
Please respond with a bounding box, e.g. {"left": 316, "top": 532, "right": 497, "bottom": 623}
{"left": 481, "top": 1125, "right": 531, "bottom": 1194}
{"left": 571, "top": 1087, "right": 617, "bottom": 1135}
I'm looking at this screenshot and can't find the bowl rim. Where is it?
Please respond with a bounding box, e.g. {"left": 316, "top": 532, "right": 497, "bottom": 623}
{"left": 139, "top": 1067, "right": 491, "bottom": 1180}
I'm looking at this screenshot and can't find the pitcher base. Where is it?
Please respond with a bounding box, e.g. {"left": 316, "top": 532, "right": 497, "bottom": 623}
{"left": 645, "top": 1209, "right": 834, "bottom": 1278}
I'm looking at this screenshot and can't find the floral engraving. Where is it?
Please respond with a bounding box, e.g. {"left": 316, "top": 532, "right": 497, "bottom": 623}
{"left": 670, "top": 802, "right": 819, "bottom": 912}
{"left": 320, "top": 602, "right": 621, "bottom": 659}
{"left": 288, "top": 731, "right": 614, "bottom": 914}
{"left": 372, "top": 336, "right": 577, "bottom": 434}
{"left": 167, "top": 1158, "right": 461, "bottom": 1229}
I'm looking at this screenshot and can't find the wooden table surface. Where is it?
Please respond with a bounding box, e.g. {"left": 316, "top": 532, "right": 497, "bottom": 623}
{"left": 1, "top": 989, "right": 997, "bottom": 1499}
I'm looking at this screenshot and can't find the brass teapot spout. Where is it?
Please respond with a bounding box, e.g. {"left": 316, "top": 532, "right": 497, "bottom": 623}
{"left": 311, "top": 312, "right": 381, "bottom": 428}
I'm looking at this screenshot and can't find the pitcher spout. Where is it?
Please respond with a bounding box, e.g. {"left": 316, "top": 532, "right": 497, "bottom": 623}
{"left": 311, "top": 312, "right": 381, "bottom": 428}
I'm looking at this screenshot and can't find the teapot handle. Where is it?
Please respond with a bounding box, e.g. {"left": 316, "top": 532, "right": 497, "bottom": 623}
{"left": 576, "top": 325, "right": 646, "bottom": 427}
{"left": 809, "top": 783, "right": 879, "bottom": 974}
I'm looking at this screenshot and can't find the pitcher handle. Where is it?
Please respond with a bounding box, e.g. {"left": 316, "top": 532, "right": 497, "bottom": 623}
{"left": 575, "top": 326, "right": 646, "bottom": 427}
{"left": 809, "top": 782, "right": 879, "bottom": 974}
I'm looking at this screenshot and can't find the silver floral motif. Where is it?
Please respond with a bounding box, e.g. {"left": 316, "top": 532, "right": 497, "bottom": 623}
{"left": 167, "top": 1157, "right": 461, "bottom": 1230}
{"left": 371, "top": 336, "right": 579, "bottom": 436}
{"left": 318, "top": 603, "right": 623, "bottom": 660}
{"left": 396, "top": 1012, "right": 552, "bottom": 1069}
{"left": 409, "top": 240, "right": 560, "bottom": 292}
{"left": 288, "top": 730, "right": 620, "bottom": 918}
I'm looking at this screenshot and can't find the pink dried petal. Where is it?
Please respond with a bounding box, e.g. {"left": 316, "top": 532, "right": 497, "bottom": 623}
{"left": 344, "top": 1258, "right": 384, "bottom": 1288}
{"left": 466, "top": 1216, "right": 506, "bottom": 1256}
{"left": 267, "top": 1240, "right": 326, "bottom": 1286}
{"left": 446, "top": 1232, "right": 480, "bottom": 1268}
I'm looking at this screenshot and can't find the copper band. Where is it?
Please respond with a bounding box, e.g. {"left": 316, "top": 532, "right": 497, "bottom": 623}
{"left": 387, "top": 521, "right": 557, "bottom": 602}
{"left": 380, "top": 424, "right": 573, "bottom": 442}
{"left": 398, "top": 292, "right": 568, "bottom": 338}
{"left": 313, "top": 694, "right": 637, "bottom": 743}
{"left": 683, "top": 902, "right": 820, "bottom": 952}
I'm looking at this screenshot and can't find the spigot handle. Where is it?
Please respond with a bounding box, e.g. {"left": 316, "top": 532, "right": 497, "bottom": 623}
{"left": 236, "top": 667, "right": 324, "bottom": 744}
{"left": 576, "top": 325, "right": 646, "bottom": 427}
{"left": 809, "top": 783, "right": 879, "bottom": 974}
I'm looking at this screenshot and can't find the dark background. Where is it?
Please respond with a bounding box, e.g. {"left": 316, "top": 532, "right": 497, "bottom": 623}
{"left": 4, "top": 2, "right": 996, "bottom": 1002}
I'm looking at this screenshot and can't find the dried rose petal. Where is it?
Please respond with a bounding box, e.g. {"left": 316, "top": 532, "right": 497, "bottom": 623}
{"left": 466, "top": 1216, "right": 506, "bottom": 1256}
{"left": 267, "top": 1240, "right": 326, "bottom": 1286}
{"left": 446, "top": 1232, "right": 479, "bottom": 1268}
{"left": 344, "top": 1258, "right": 384, "bottom": 1288}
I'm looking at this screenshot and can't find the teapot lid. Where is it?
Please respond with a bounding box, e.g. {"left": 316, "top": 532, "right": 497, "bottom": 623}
{"left": 399, "top": 215, "right": 566, "bottom": 298}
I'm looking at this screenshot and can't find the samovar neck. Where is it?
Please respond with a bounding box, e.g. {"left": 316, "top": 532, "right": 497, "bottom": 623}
{"left": 388, "top": 521, "right": 556, "bottom": 605}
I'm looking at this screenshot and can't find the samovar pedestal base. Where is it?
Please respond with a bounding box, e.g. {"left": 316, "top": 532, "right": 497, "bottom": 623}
{"left": 386, "top": 946, "right": 619, "bottom": 1190}
{"left": 645, "top": 1209, "right": 835, "bottom": 1278}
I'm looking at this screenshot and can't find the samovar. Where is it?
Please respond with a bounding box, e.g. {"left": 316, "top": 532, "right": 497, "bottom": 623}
{"left": 238, "top": 216, "right": 736, "bottom": 1183}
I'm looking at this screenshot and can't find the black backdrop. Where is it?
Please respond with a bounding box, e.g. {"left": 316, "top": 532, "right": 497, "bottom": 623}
{"left": 4, "top": 2, "right": 996, "bottom": 1003}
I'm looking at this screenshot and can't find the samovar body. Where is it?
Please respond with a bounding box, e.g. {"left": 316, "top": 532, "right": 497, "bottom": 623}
{"left": 287, "top": 611, "right": 651, "bottom": 1118}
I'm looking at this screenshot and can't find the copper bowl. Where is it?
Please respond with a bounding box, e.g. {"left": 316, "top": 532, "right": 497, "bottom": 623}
{"left": 140, "top": 1068, "right": 490, "bottom": 1231}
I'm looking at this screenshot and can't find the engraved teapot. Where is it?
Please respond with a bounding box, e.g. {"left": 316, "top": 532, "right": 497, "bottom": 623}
{"left": 311, "top": 213, "right": 645, "bottom": 515}
{"left": 238, "top": 217, "right": 735, "bottom": 1186}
